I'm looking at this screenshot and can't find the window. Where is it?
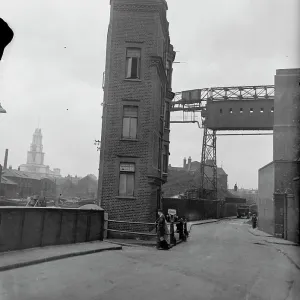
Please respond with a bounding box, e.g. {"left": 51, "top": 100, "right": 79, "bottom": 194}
{"left": 119, "top": 163, "right": 135, "bottom": 197}
{"left": 240, "top": 108, "right": 243, "bottom": 113}
{"left": 122, "top": 106, "right": 138, "bottom": 139}
{"left": 125, "top": 48, "right": 141, "bottom": 79}
{"left": 220, "top": 109, "right": 223, "bottom": 114}
{"left": 163, "top": 145, "right": 168, "bottom": 173}
{"left": 250, "top": 108, "right": 253, "bottom": 113}
{"left": 229, "top": 108, "right": 233, "bottom": 114}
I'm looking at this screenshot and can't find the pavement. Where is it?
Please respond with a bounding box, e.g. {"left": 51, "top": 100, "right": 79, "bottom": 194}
{"left": 1, "top": 218, "right": 299, "bottom": 299}
{"left": 247, "top": 226, "right": 300, "bottom": 271}
{"left": 0, "top": 241, "right": 122, "bottom": 272}
{"left": 247, "top": 227, "right": 298, "bottom": 246}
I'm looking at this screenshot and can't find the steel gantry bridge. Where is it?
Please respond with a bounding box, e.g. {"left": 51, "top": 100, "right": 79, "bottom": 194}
{"left": 170, "top": 85, "right": 275, "bottom": 200}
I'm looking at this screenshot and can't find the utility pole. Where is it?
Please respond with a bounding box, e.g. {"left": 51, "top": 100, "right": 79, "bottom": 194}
{"left": 94, "top": 140, "right": 101, "bottom": 206}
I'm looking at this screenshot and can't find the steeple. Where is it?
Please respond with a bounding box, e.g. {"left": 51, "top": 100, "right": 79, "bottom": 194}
{"left": 19, "top": 127, "right": 61, "bottom": 178}
{"left": 26, "top": 128, "right": 45, "bottom": 165}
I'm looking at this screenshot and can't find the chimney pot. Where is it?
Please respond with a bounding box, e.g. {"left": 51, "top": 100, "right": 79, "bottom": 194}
{"left": 3, "top": 149, "right": 8, "bottom": 170}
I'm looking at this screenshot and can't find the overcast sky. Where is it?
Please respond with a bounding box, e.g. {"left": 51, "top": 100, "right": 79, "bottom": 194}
{"left": 0, "top": 0, "right": 299, "bottom": 188}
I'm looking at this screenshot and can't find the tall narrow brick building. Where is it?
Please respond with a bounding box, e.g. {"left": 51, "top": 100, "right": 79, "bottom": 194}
{"left": 98, "top": 0, "right": 176, "bottom": 228}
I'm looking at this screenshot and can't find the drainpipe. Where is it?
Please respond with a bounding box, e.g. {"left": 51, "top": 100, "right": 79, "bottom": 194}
{"left": 0, "top": 164, "right": 2, "bottom": 196}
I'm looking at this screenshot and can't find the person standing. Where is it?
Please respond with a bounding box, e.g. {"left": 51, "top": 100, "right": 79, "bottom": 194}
{"left": 157, "top": 209, "right": 170, "bottom": 250}
{"left": 252, "top": 214, "right": 257, "bottom": 229}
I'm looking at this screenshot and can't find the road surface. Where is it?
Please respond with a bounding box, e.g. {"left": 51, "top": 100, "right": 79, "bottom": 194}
{"left": 0, "top": 219, "right": 299, "bottom": 300}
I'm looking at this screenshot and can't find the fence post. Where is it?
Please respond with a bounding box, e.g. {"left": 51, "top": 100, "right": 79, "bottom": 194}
{"left": 103, "top": 212, "right": 108, "bottom": 239}
{"left": 156, "top": 221, "right": 160, "bottom": 249}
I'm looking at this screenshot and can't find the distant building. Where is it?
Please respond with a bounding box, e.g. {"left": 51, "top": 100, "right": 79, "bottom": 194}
{"left": 1, "top": 168, "right": 56, "bottom": 198}
{"left": 55, "top": 174, "right": 97, "bottom": 199}
{"left": 168, "top": 156, "right": 228, "bottom": 190}
{"left": 19, "top": 128, "right": 61, "bottom": 178}
{"left": 228, "top": 186, "right": 258, "bottom": 205}
{"left": 0, "top": 175, "right": 18, "bottom": 198}
{"left": 77, "top": 175, "right": 98, "bottom": 199}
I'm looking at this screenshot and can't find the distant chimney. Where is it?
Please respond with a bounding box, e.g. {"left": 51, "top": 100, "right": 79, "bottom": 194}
{"left": 18, "top": 166, "right": 20, "bottom": 171}
{"left": 187, "top": 156, "right": 192, "bottom": 171}
{"left": 183, "top": 157, "right": 187, "bottom": 169}
{"left": 3, "top": 149, "right": 8, "bottom": 170}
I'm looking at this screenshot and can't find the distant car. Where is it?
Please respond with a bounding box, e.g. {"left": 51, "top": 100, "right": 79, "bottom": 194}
{"left": 237, "top": 205, "right": 250, "bottom": 218}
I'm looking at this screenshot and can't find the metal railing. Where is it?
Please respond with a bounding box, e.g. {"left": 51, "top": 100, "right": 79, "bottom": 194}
{"left": 105, "top": 217, "right": 188, "bottom": 246}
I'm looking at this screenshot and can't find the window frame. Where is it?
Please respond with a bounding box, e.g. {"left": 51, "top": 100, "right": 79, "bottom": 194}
{"left": 118, "top": 162, "right": 136, "bottom": 197}
{"left": 125, "top": 47, "right": 141, "bottom": 80}
{"left": 122, "top": 105, "right": 138, "bottom": 140}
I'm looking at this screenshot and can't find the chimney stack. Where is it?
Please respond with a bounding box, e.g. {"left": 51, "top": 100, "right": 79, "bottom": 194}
{"left": 3, "top": 149, "right": 8, "bottom": 170}
{"left": 187, "top": 156, "right": 192, "bottom": 171}
{"left": 183, "top": 157, "right": 187, "bottom": 169}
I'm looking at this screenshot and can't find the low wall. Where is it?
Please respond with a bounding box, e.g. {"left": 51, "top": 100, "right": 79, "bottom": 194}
{"left": 0, "top": 207, "right": 104, "bottom": 253}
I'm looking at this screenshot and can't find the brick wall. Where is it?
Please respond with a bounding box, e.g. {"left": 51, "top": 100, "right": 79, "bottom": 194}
{"left": 258, "top": 162, "right": 275, "bottom": 235}
{"left": 273, "top": 69, "right": 300, "bottom": 162}
{"left": 98, "top": 0, "right": 175, "bottom": 230}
